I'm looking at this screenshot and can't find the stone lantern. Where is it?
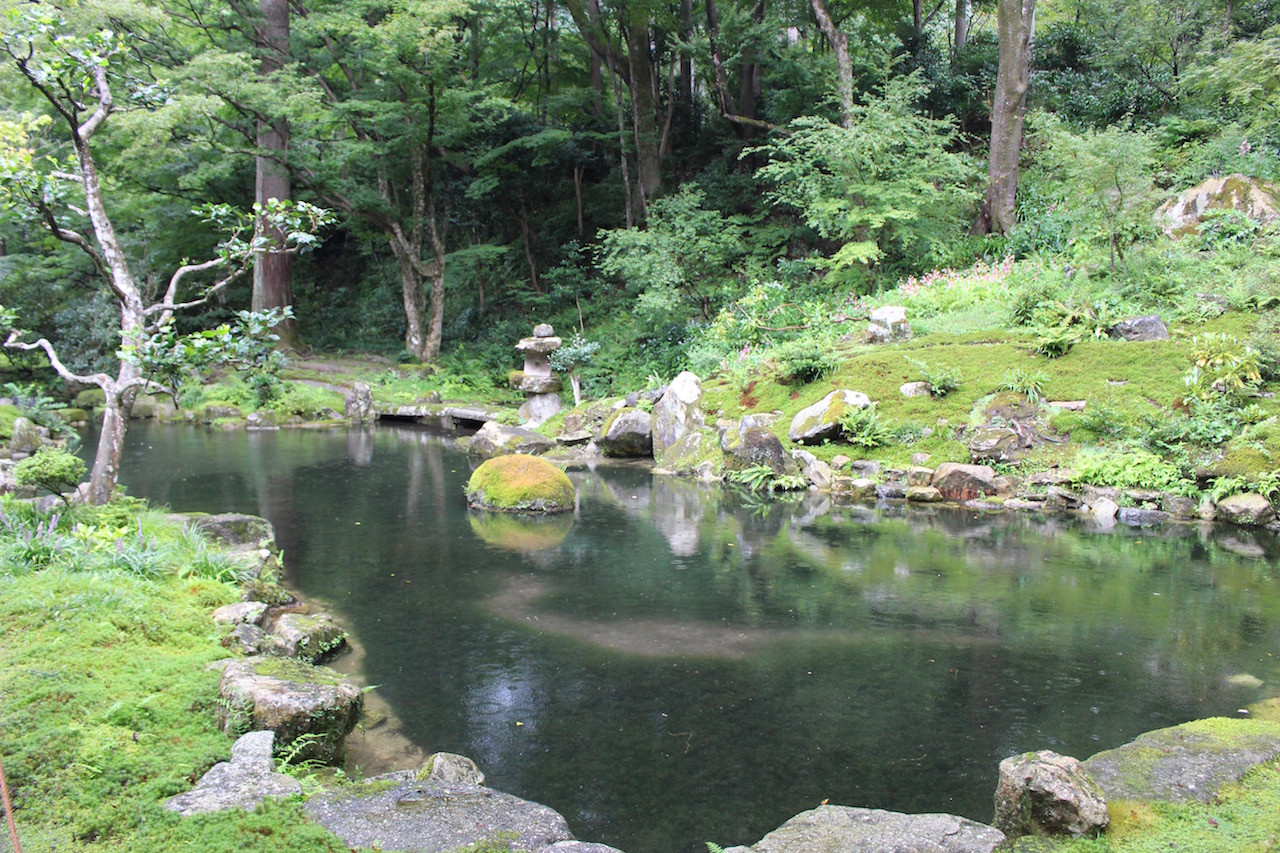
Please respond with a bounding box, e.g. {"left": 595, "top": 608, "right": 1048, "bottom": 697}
{"left": 511, "top": 323, "right": 563, "bottom": 425}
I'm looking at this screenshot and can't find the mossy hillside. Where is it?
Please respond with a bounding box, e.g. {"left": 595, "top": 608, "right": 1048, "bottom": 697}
{"left": 466, "top": 454, "right": 575, "bottom": 512}
{"left": 0, "top": 510, "right": 350, "bottom": 851}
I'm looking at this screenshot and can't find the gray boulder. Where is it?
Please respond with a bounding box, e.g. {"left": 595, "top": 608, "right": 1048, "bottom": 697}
{"left": 305, "top": 773, "right": 574, "bottom": 853}
{"left": 164, "top": 730, "right": 301, "bottom": 816}
{"left": 1109, "top": 315, "right": 1169, "bottom": 341}
{"left": 906, "top": 486, "right": 943, "bottom": 502}
{"left": 1084, "top": 718, "right": 1280, "bottom": 804}
{"left": 723, "top": 424, "right": 790, "bottom": 474}
{"left": 653, "top": 371, "right": 704, "bottom": 466}
{"left": 216, "top": 656, "right": 363, "bottom": 764}
{"left": 867, "top": 305, "right": 911, "bottom": 343}
{"left": 518, "top": 392, "right": 563, "bottom": 426}
{"left": 734, "top": 805, "right": 1004, "bottom": 853}
{"left": 993, "top": 750, "right": 1109, "bottom": 838}
{"left": 9, "top": 416, "right": 42, "bottom": 455}
{"left": 468, "top": 421, "right": 556, "bottom": 457}
{"left": 1157, "top": 174, "right": 1280, "bottom": 237}
{"left": 597, "top": 408, "right": 653, "bottom": 457}
{"left": 185, "top": 513, "right": 276, "bottom": 548}
{"left": 790, "top": 449, "right": 830, "bottom": 489}
{"left": 789, "top": 390, "right": 871, "bottom": 445}
{"left": 212, "top": 601, "right": 268, "bottom": 627}
{"left": 968, "top": 427, "right": 1021, "bottom": 463}
{"left": 931, "top": 463, "right": 999, "bottom": 501}
{"left": 344, "top": 382, "right": 374, "bottom": 423}
{"left": 265, "top": 612, "right": 348, "bottom": 662}
{"left": 1215, "top": 492, "right": 1275, "bottom": 527}
{"left": 418, "top": 752, "right": 485, "bottom": 785}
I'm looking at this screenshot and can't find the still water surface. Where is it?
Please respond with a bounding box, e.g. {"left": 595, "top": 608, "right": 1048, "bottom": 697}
{"left": 115, "top": 423, "right": 1280, "bottom": 852}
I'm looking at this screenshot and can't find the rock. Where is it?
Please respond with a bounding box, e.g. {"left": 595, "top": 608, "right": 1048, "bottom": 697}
{"left": 788, "top": 390, "right": 871, "bottom": 445}
{"left": 899, "top": 381, "right": 931, "bottom": 397}
{"left": 1109, "top": 314, "right": 1169, "bottom": 342}
{"left": 655, "top": 428, "right": 714, "bottom": 475}
{"left": 596, "top": 408, "right": 653, "bottom": 457}
{"left": 931, "top": 463, "right": 999, "bottom": 501}
{"left": 1157, "top": 173, "right": 1280, "bottom": 237}
{"left": 833, "top": 477, "right": 877, "bottom": 499}
{"left": 266, "top": 612, "right": 348, "bottom": 662}
{"left": 509, "top": 372, "right": 564, "bottom": 395}
{"left": 867, "top": 306, "right": 912, "bottom": 343}
{"left": 203, "top": 404, "right": 244, "bottom": 422}
{"left": 305, "top": 774, "right": 574, "bottom": 853}
{"left": 1161, "top": 494, "right": 1198, "bottom": 518}
{"left": 1090, "top": 497, "right": 1119, "bottom": 522}
{"left": 850, "top": 459, "right": 880, "bottom": 477}
{"left": 466, "top": 455, "right": 574, "bottom": 514}
{"left": 164, "top": 731, "right": 301, "bottom": 816}
{"left": 1215, "top": 492, "right": 1275, "bottom": 527}
{"left": 185, "top": 513, "right": 276, "bottom": 548}
{"left": 723, "top": 425, "right": 790, "bottom": 474}
{"left": 1117, "top": 507, "right": 1170, "bottom": 527}
{"left": 1084, "top": 718, "right": 1280, "bottom": 804}
{"left": 653, "top": 371, "right": 704, "bottom": 467}
{"left": 906, "top": 486, "right": 943, "bottom": 502}
{"left": 968, "top": 427, "right": 1022, "bottom": 463}
{"left": 212, "top": 601, "right": 268, "bottom": 626}
{"left": 533, "top": 323, "right": 555, "bottom": 338}
{"left": 1044, "top": 486, "right": 1083, "bottom": 511}
{"left": 9, "top": 417, "right": 42, "bottom": 455}
{"left": 217, "top": 657, "right": 363, "bottom": 764}
{"left": 1047, "top": 400, "right": 1086, "bottom": 411}
{"left": 344, "top": 382, "right": 374, "bottom": 423}
{"left": 537, "top": 844, "right": 626, "bottom": 853}
{"left": 468, "top": 422, "right": 555, "bottom": 458}
{"left": 877, "top": 483, "right": 907, "bottom": 500}
{"left": 993, "top": 750, "right": 1109, "bottom": 839}
{"left": 223, "top": 623, "right": 268, "bottom": 655}
{"left": 417, "top": 752, "right": 486, "bottom": 785}
{"left": 737, "top": 805, "right": 1004, "bottom": 853}
{"left": 831, "top": 454, "right": 851, "bottom": 470}
{"left": 790, "top": 449, "right": 831, "bottom": 489}
{"left": 518, "top": 393, "right": 563, "bottom": 426}
{"left": 907, "top": 466, "right": 934, "bottom": 487}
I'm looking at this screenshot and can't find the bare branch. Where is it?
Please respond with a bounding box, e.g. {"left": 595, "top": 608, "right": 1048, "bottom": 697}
{"left": 4, "top": 332, "right": 106, "bottom": 387}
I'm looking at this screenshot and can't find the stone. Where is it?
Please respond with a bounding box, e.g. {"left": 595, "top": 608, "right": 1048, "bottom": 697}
{"left": 1215, "top": 492, "right": 1275, "bottom": 527}
{"left": 849, "top": 459, "right": 880, "bottom": 476}
{"left": 212, "top": 601, "right": 268, "bottom": 626}
{"left": 305, "top": 774, "right": 574, "bottom": 853}
{"left": 900, "top": 381, "right": 931, "bottom": 397}
{"left": 164, "top": 731, "right": 301, "bottom": 816}
{"left": 9, "top": 417, "right": 41, "bottom": 455}
{"left": 788, "top": 390, "right": 872, "bottom": 445}
{"left": 515, "top": 335, "right": 564, "bottom": 356}
{"left": 968, "top": 427, "right": 1022, "bottom": 463}
{"left": 1084, "top": 718, "right": 1280, "bottom": 804}
{"left": 833, "top": 477, "right": 877, "bottom": 499}
{"left": 790, "top": 449, "right": 831, "bottom": 489}
{"left": 1157, "top": 173, "right": 1280, "bottom": 237}
{"left": 656, "top": 428, "right": 713, "bottom": 475}
{"left": 217, "top": 657, "right": 363, "bottom": 764}
{"left": 509, "top": 371, "right": 564, "bottom": 395}
{"left": 723, "top": 425, "right": 790, "bottom": 474}
{"left": 1090, "top": 497, "right": 1118, "bottom": 522}
{"left": 931, "top": 463, "right": 999, "bottom": 501}
{"left": 533, "top": 323, "right": 555, "bottom": 338}
{"left": 877, "top": 483, "right": 907, "bottom": 500}
{"left": 831, "top": 454, "right": 851, "bottom": 469}
{"left": 867, "top": 306, "right": 912, "bottom": 343}
{"left": 1109, "top": 314, "right": 1170, "bottom": 341}
{"left": 466, "top": 455, "right": 574, "bottom": 514}
{"left": 993, "top": 750, "right": 1109, "bottom": 839}
{"left": 653, "top": 371, "right": 704, "bottom": 467}
{"left": 1047, "top": 400, "right": 1086, "bottom": 411}
{"left": 738, "top": 805, "right": 1004, "bottom": 853}
{"left": 203, "top": 404, "right": 244, "bottom": 422}
{"left": 417, "top": 752, "right": 486, "bottom": 785}
{"left": 1117, "top": 507, "right": 1170, "bottom": 527}
{"left": 467, "top": 422, "right": 555, "bottom": 458}
{"left": 518, "top": 392, "right": 562, "bottom": 426}
{"left": 596, "top": 408, "right": 653, "bottom": 457}
{"left": 266, "top": 612, "right": 348, "bottom": 662}
{"left": 907, "top": 466, "right": 934, "bottom": 487}
{"left": 185, "top": 513, "right": 276, "bottom": 548}
{"left": 344, "top": 382, "right": 374, "bottom": 423}
{"left": 1161, "top": 494, "right": 1198, "bottom": 518}
{"left": 906, "top": 486, "right": 943, "bottom": 502}
{"left": 223, "top": 623, "right": 267, "bottom": 655}
{"left": 537, "top": 844, "right": 626, "bottom": 853}
{"left": 1044, "top": 486, "right": 1083, "bottom": 511}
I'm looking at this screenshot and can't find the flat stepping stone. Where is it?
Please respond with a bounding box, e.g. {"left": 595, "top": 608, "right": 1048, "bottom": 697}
{"left": 164, "top": 731, "right": 301, "bottom": 815}
{"left": 1083, "top": 718, "right": 1280, "bottom": 804}
{"left": 724, "top": 805, "right": 1005, "bottom": 853}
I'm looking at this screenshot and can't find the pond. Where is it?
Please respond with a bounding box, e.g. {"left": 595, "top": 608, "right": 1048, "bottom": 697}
{"left": 113, "top": 422, "right": 1280, "bottom": 853}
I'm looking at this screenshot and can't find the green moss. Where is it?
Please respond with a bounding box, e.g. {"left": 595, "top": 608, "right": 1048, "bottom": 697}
{"left": 468, "top": 511, "right": 573, "bottom": 551}
{"left": 1213, "top": 445, "right": 1273, "bottom": 478}
{"left": 251, "top": 656, "right": 348, "bottom": 687}
{"left": 466, "top": 454, "right": 574, "bottom": 513}
{"left": 0, "top": 402, "right": 21, "bottom": 440}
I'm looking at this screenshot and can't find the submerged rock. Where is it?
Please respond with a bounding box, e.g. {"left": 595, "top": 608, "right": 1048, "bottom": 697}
{"left": 728, "top": 805, "right": 1004, "bottom": 853}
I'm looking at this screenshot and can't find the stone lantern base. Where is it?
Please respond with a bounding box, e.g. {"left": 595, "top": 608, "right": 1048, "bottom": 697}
{"left": 519, "top": 392, "right": 562, "bottom": 426}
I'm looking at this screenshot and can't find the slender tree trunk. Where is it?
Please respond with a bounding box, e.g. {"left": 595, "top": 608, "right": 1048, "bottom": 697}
{"left": 981, "top": 0, "right": 1036, "bottom": 236}
{"left": 625, "top": 22, "right": 662, "bottom": 208}
{"left": 253, "top": 0, "right": 297, "bottom": 346}
{"left": 810, "top": 0, "right": 854, "bottom": 128}
{"left": 737, "top": 0, "right": 765, "bottom": 134}
{"left": 954, "top": 0, "right": 971, "bottom": 53}
{"left": 587, "top": 0, "right": 604, "bottom": 116}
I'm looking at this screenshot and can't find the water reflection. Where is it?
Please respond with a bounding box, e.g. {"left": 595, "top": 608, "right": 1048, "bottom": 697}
{"left": 112, "top": 423, "right": 1280, "bottom": 853}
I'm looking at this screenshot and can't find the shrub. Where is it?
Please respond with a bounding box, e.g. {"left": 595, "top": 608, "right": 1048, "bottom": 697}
{"left": 772, "top": 337, "right": 838, "bottom": 384}
{"left": 15, "top": 447, "right": 85, "bottom": 502}
{"left": 1072, "top": 448, "right": 1190, "bottom": 492}
{"left": 839, "top": 405, "right": 891, "bottom": 449}
{"left": 905, "top": 357, "right": 960, "bottom": 397}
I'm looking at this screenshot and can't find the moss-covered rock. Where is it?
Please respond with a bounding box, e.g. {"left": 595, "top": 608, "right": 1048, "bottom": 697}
{"left": 466, "top": 454, "right": 574, "bottom": 513}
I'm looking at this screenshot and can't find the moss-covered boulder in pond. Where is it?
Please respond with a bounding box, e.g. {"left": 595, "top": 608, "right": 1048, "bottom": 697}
{"left": 466, "top": 454, "right": 574, "bottom": 513}
{"left": 469, "top": 511, "right": 573, "bottom": 551}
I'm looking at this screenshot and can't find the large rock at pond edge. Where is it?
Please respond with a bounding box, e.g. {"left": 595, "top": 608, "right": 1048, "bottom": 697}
{"left": 1083, "top": 717, "right": 1280, "bottom": 804}
{"left": 993, "top": 750, "right": 1109, "bottom": 838}
{"left": 652, "top": 371, "right": 704, "bottom": 466}
{"left": 596, "top": 407, "right": 653, "bottom": 457}
{"left": 344, "top": 382, "right": 374, "bottom": 423}
{"left": 467, "top": 421, "right": 555, "bottom": 458}
{"left": 466, "top": 454, "right": 574, "bottom": 513}
{"left": 968, "top": 427, "right": 1022, "bottom": 463}
{"left": 1157, "top": 174, "right": 1280, "bottom": 237}
{"left": 185, "top": 513, "right": 277, "bottom": 548}
{"left": 788, "top": 390, "right": 871, "bottom": 445}
{"left": 722, "top": 424, "right": 791, "bottom": 474}
{"left": 9, "top": 416, "right": 43, "bottom": 455}
{"left": 931, "top": 463, "right": 999, "bottom": 500}
{"left": 164, "top": 730, "right": 301, "bottom": 815}
{"left": 216, "top": 656, "right": 363, "bottom": 764}
{"left": 1214, "top": 492, "right": 1275, "bottom": 527}
{"left": 265, "top": 612, "right": 348, "bottom": 662}
{"left": 305, "top": 772, "right": 574, "bottom": 853}
{"left": 729, "top": 805, "right": 1004, "bottom": 853}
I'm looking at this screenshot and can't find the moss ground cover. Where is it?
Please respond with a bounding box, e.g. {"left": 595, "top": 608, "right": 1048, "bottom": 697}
{"left": 0, "top": 500, "right": 349, "bottom": 852}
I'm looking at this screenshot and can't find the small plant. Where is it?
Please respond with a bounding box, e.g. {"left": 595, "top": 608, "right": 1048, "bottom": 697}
{"left": 725, "top": 464, "right": 809, "bottom": 493}
{"left": 905, "top": 357, "right": 960, "bottom": 397}
{"left": 1208, "top": 476, "right": 1247, "bottom": 503}
{"left": 839, "top": 405, "right": 891, "bottom": 449}
{"left": 1000, "top": 368, "right": 1048, "bottom": 403}
{"left": 771, "top": 336, "right": 838, "bottom": 384}
{"left": 549, "top": 332, "right": 602, "bottom": 406}
{"left": 1197, "top": 208, "right": 1260, "bottom": 250}
{"left": 1072, "top": 448, "right": 1190, "bottom": 493}
{"left": 15, "top": 447, "right": 86, "bottom": 503}
{"left": 892, "top": 421, "right": 930, "bottom": 444}
{"left": 1183, "top": 333, "right": 1261, "bottom": 402}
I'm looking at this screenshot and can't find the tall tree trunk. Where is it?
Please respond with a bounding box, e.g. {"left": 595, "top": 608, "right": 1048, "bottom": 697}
{"left": 954, "top": 0, "right": 971, "bottom": 53}
{"left": 737, "top": 0, "right": 765, "bottom": 134}
{"left": 253, "top": 0, "right": 297, "bottom": 346}
{"left": 810, "top": 0, "right": 854, "bottom": 128}
{"left": 587, "top": 0, "right": 604, "bottom": 116}
{"left": 981, "top": 0, "right": 1035, "bottom": 236}
{"left": 625, "top": 22, "right": 662, "bottom": 207}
